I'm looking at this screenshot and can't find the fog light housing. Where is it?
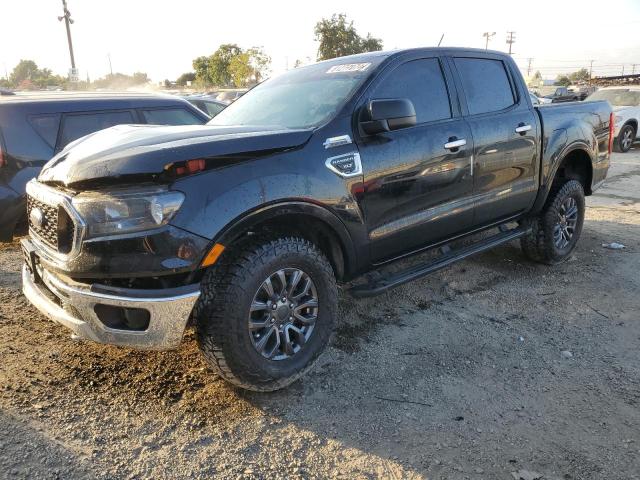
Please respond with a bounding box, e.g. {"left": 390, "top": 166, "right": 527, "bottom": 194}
{"left": 94, "top": 304, "right": 150, "bottom": 331}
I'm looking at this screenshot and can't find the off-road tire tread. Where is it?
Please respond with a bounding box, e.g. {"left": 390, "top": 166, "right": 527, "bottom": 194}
{"left": 195, "top": 236, "right": 337, "bottom": 392}
{"left": 520, "top": 179, "right": 585, "bottom": 265}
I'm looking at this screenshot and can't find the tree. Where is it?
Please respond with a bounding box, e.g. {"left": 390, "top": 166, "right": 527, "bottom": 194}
{"left": 533, "top": 71, "right": 542, "bottom": 81}
{"left": 193, "top": 56, "right": 211, "bottom": 85}
{"left": 208, "top": 44, "right": 242, "bottom": 87}
{"left": 314, "top": 14, "right": 383, "bottom": 61}
{"left": 176, "top": 72, "right": 196, "bottom": 86}
{"left": 10, "top": 60, "right": 39, "bottom": 85}
{"left": 556, "top": 68, "right": 591, "bottom": 87}
{"left": 569, "top": 68, "right": 590, "bottom": 83}
{"left": 227, "top": 47, "right": 271, "bottom": 87}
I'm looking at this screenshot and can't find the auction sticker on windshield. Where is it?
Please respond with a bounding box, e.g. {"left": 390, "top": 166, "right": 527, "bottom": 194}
{"left": 326, "top": 63, "right": 371, "bottom": 74}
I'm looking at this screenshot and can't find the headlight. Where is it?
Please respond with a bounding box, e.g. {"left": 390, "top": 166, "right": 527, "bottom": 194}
{"left": 72, "top": 187, "right": 185, "bottom": 238}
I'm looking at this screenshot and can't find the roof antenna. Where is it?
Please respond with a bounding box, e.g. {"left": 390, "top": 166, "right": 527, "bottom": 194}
{"left": 437, "top": 34, "right": 444, "bottom": 47}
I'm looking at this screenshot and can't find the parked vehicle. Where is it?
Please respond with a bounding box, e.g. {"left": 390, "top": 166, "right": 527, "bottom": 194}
{"left": 545, "top": 86, "right": 581, "bottom": 103}
{"left": 215, "top": 89, "right": 247, "bottom": 104}
{"left": 586, "top": 86, "right": 640, "bottom": 152}
{"left": 182, "top": 95, "right": 227, "bottom": 117}
{"left": 21, "top": 48, "right": 611, "bottom": 391}
{"left": 529, "top": 92, "right": 552, "bottom": 105}
{"left": 0, "top": 88, "right": 15, "bottom": 96}
{"left": 0, "top": 92, "right": 209, "bottom": 241}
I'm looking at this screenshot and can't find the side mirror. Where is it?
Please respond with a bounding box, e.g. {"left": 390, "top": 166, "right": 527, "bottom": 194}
{"left": 360, "top": 99, "right": 416, "bottom": 136}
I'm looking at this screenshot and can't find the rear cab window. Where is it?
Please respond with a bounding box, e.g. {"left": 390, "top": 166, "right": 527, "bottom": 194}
{"left": 58, "top": 110, "right": 135, "bottom": 150}
{"left": 140, "top": 108, "right": 203, "bottom": 125}
{"left": 453, "top": 58, "right": 516, "bottom": 115}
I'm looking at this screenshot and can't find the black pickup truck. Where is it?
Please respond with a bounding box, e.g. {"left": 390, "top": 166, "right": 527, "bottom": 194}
{"left": 21, "top": 48, "right": 612, "bottom": 391}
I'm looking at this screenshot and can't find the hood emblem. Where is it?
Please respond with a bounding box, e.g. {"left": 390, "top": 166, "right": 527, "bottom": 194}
{"left": 30, "top": 207, "right": 45, "bottom": 229}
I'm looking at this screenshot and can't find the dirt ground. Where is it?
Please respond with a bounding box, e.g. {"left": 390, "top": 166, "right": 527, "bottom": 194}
{"left": 1, "top": 151, "right": 639, "bottom": 480}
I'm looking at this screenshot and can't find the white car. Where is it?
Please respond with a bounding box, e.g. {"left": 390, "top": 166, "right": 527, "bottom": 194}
{"left": 586, "top": 86, "right": 640, "bottom": 152}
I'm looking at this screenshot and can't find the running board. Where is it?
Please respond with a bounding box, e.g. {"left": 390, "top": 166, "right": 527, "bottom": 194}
{"left": 349, "top": 225, "right": 529, "bottom": 298}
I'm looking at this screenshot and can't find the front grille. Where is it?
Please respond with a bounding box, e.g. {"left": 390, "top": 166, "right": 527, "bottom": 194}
{"left": 27, "top": 196, "right": 59, "bottom": 250}
{"left": 27, "top": 195, "right": 76, "bottom": 253}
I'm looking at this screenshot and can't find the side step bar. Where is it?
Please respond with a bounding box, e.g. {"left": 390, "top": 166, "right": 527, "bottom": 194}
{"left": 349, "top": 225, "right": 530, "bottom": 298}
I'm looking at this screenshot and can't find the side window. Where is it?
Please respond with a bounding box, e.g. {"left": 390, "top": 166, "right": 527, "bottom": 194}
{"left": 453, "top": 58, "right": 515, "bottom": 115}
{"left": 28, "top": 114, "right": 61, "bottom": 148}
{"left": 372, "top": 58, "right": 451, "bottom": 124}
{"left": 141, "top": 108, "right": 203, "bottom": 125}
{"left": 59, "top": 110, "right": 135, "bottom": 149}
{"left": 204, "top": 102, "right": 225, "bottom": 117}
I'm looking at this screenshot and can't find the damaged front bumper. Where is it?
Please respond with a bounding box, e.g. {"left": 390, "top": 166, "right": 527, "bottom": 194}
{"left": 22, "top": 240, "right": 200, "bottom": 349}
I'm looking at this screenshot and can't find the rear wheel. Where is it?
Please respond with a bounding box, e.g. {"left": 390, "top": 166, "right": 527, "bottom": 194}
{"left": 521, "top": 180, "right": 585, "bottom": 264}
{"left": 195, "top": 236, "right": 337, "bottom": 391}
{"left": 617, "top": 124, "right": 636, "bottom": 153}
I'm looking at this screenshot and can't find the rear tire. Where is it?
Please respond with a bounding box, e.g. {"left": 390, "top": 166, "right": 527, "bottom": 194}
{"left": 520, "top": 180, "right": 585, "bottom": 265}
{"left": 616, "top": 124, "right": 636, "bottom": 153}
{"left": 195, "top": 236, "right": 337, "bottom": 392}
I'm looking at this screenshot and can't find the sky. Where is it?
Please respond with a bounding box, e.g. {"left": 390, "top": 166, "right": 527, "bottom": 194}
{"left": 1, "top": 0, "right": 640, "bottom": 84}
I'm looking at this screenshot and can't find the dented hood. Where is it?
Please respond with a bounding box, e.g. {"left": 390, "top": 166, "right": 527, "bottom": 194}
{"left": 38, "top": 124, "right": 313, "bottom": 188}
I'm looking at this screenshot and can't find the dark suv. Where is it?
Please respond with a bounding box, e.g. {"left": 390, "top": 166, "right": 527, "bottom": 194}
{"left": 0, "top": 93, "right": 209, "bottom": 240}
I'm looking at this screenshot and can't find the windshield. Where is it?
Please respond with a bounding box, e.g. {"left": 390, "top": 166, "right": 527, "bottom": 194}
{"left": 208, "top": 59, "right": 381, "bottom": 129}
{"left": 587, "top": 89, "right": 640, "bottom": 106}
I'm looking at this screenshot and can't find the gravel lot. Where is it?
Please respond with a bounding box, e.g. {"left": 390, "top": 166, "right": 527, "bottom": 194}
{"left": 1, "top": 151, "right": 639, "bottom": 480}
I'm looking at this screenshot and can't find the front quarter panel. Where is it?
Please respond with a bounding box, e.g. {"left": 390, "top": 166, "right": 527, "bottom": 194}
{"left": 169, "top": 128, "right": 368, "bottom": 270}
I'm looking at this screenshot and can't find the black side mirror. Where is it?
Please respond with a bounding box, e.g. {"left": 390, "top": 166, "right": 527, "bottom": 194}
{"left": 360, "top": 99, "right": 416, "bottom": 136}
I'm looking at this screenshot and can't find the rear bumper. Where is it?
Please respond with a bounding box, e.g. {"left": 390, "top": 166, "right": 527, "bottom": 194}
{"left": 22, "top": 258, "right": 200, "bottom": 350}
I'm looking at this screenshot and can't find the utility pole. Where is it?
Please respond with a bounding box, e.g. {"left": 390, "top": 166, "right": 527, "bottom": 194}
{"left": 107, "top": 53, "right": 113, "bottom": 76}
{"left": 526, "top": 58, "right": 533, "bottom": 77}
{"left": 622, "top": 64, "right": 625, "bottom": 76}
{"left": 632, "top": 64, "right": 637, "bottom": 75}
{"left": 483, "top": 32, "right": 496, "bottom": 50}
{"left": 58, "top": 0, "right": 76, "bottom": 78}
{"left": 506, "top": 31, "right": 516, "bottom": 55}
{"left": 589, "top": 59, "right": 594, "bottom": 85}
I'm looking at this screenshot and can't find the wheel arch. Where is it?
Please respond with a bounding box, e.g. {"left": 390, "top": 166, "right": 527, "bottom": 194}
{"left": 532, "top": 146, "right": 594, "bottom": 213}
{"left": 211, "top": 201, "right": 359, "bottom": 281}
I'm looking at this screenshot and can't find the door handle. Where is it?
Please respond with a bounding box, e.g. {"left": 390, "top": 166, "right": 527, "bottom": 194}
{"left": 444, "top": 138, "right": 467, "bottom": 150}
{"left": 515, "top": 124, "right": 532, "bottom": 134}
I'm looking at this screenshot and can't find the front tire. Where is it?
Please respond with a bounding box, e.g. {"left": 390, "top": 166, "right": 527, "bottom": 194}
{"left": 616, "top": 124, "right": 636, "bottom": 153}
{"left": 521, "top": 180, "right": 585, "bottom": 264}
{"left": 195, "top": 236, "right": 337, "bottom": 392}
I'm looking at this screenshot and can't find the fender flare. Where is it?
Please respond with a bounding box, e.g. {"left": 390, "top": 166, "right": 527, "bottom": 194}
{"left": 212, "top": 200, "right": 360, "bottom": 277}
{"left": 532, "top": 142, "right": 594, "bottom": 213}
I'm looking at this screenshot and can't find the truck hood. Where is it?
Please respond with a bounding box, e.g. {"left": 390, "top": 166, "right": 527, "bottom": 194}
{"left": 38, "top": 124, "right": 313, "bottom": 188}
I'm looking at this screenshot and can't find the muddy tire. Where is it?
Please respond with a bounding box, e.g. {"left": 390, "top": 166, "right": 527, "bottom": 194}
{"left": 195, "top": 236, "right": 337, "bottom": 392}
{"left": 520, "top": 180, "right": 585, "bottom": 265}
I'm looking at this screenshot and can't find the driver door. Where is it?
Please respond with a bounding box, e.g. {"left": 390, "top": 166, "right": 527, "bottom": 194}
{"left": 356, "top": 57, "right": 475, "bottom": 262}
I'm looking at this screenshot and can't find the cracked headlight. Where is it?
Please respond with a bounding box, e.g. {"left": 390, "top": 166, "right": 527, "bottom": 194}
{"left": 72, "top": 187, "right": 185, "bottom": 238}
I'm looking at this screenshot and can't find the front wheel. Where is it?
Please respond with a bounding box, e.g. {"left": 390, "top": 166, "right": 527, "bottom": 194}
{"left": 617, "top": 124, "right": 636, "bottom": 153}
{"left": 521, "top": 180, "right": 585, "bottom": 264}
{"left": 195, "top": 236, "right": 337, "bottom": 391}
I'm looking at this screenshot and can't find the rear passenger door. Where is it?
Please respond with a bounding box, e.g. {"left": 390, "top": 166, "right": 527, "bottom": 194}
{"left": 450, "top": 55, "right": 538, "bottom": 226}
{"left": 356, "top": 56, "right": 475, "bottom": 262}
